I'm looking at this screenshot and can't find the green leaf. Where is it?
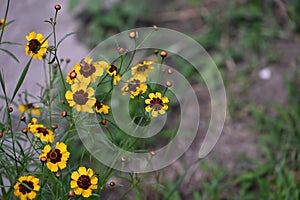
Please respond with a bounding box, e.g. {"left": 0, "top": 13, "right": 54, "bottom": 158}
{"left": 0, "top": 41, "right": 21, "bottom": 45}
{"left": 57, "top": 32, "right": 76, "bottom": 48}
{"left": 0, "top": 48, "right": 19, "bottom": 63}
{"left": 10, "top": 58, "right": 33, "bottom": 103}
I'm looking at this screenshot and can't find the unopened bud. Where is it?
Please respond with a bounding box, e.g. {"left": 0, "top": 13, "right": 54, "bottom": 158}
{"left": 54, "top": 4, "right": 61, "bottom": 11}
{"left": 129, "top": 31, "right": 136, "bottom": 39}
{"left": 160, "top": 51, "right": 168, "bottom": 58}
{"left": 68, "top": 190, "right": 75, "bottom": 197}
{"left": 61, "top": 111, "right": 67, "bottom": 117}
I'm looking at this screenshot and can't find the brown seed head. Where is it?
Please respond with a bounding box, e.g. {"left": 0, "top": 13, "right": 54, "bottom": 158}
{"left": 40, "top": 156, "right": 47, "bottom": 163}
{"left": 109, "top": 181, "right": 115, "bottom": 187}
{"left": 8, "top": 107, "right": 13, "bottom": 113}
{"left": 153, "top": 49, "right": 159, "bottom": 54}
{"left": 61, "top": 111, "right": 67, "bottom": 117}
{"left": 22, "top": 128, "right": 28, "bottom": 134}
{"left": 129, "top": 31, "right": 136, "bottom": 39}
{"left": 52, "top": 124, "right": 58, "bottom": 129}
{"left": 168, "top": 68, "right": 174, "bottom": 74}
{"left": 68, "top": 190, "right": 75, "bottom": 197}
{"left": 20, "top": 116, "right": 26, "bottom": 122}
{"left": 55, "top": 4, "right": 61, "bottom": 11}
{"left": 118, "top": 47, "right": 126, "bottom": 54}
{"left": 153, "top": 25, "right": 158, "bottom": 31}
{"left": 160, "top": 51, "right": 168, "bottom": 58}
{"left": 101, "top": 119, "right": 107, "bottom": 125}
{"left": 166, "top": 81, "right": 172, "bottom": 87}
{"left": 66, "top": 58, "right": 71, "bottom": 63}
{"left": 121, "top": 156, "right": 126, "bottom": 162}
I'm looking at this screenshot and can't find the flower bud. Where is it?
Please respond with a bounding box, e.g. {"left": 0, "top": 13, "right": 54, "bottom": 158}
{"left": 8, "top": 107, "right": 13, "bottom": 112}
{"left": 160, "top": 51, "right": 168, "bottom": 58}
{"left": 61, "top": 111, "right": 67, "bottom": 117}
{"left": 68, "top": 190, "right": 75, "bottom": 197}
{"left": 129, "top": 31, "right": 136, "bottom": 39}
{"left": 55, "top": 4, "right": 61, "bottom": 11}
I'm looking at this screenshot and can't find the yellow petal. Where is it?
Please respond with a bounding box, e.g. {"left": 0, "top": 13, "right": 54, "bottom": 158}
{"left": 70, "top": 180, "right": 78, "bottom": 188}
{"left": 152, "top": 110, "right": 158, "bottom": 117}
{"left": 145, "top": 99, "right": 151, "bottom": 104}
{"left": 58, "top": 162, "right": 66, "bottom": 170}
{"left": 145, "top": 105, "right": 152, "bottom": 112}
{"left": 82, "top": 189, "right": 92, "bottom": 198}
{"left": 27, "top": 191, "right": 36, "bottom": 199}
{"left": 149, "top": 93, "right": 155, "bottom": 99}
{"left": 65, "top": 91, "right": 73, "bottom": 100}
{"left": 155, "top": 92, "right": 161, "bottom": 98}
{"left": 78, "top": 167, "right": 87, "bottom": 175}
{"left": 161, "top": 97, "right": 169, "bottom": 103}
{"left": 159, "top": 109, "right": 166, "bottom": 115}
{"left": 74, "top": 187, "right": 83, "bottom": 195}
{"left": 71, "top": 171, "right": 80, "bottom": 180}
{"left": 42, "top": 145, "right": 51, "bottom": 154}
{"left": 91, "top": 176, "right": 98, "bottom": 185}
{"left": 87, "top": 168, "right": 94, "bottom": 177}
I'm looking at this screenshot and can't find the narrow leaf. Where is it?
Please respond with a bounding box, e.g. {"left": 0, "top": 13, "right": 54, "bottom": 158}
{"left": 10, "top": 58, "right": 32, "bottom": 103}
{"left": 0, "top": 48, "right": 19, "bottom": 63}
{"left": 57, "top": 32, "right": 76, "bottom": 48}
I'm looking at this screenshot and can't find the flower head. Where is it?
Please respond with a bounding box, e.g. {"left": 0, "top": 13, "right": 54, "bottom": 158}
{"left": 66, "top": 63, "right": 80, "bottom": 85}
{"left": 94, "top": 101, "right": 110, "bottom": 114}
{"left": 14, "top": 175, "right": 40, "bottom": 200}
{"left": 39, "top": 142, "right": 70, "bottom": 172}
{"left": 27, "top": 118, "right": 54, "bottom": 143}
{"left": 76, "top": 57, "right": 108, "bottom": 84}
{"left": 106, "top": 65, "right": 121, "bottom": 85}
{"left": 25, "top": 32, "right": 48, "bottom": 60}
{"left": 65, "top": 83, "right": 96, "bottom": 113}
{"left": 70, "top": 167, "right": 98, "bottom": 198}
{"left": 18, "top": 104, "right": 40, "bottom": 116}
{"left": 121, "top": 77, "right": 147, "bottom": 98}
{"left": 131, "top": 61, "right": 154, "bottom": 81}
{"left": 145, "top": 92, "right": 169, "bottom": 117}
{"left": 0, "top": 19, "right": 5, "bottom": 29}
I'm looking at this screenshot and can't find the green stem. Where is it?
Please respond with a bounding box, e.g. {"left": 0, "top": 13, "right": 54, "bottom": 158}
{"left": 0, "top": 0, "right": 10, "bottom": 44}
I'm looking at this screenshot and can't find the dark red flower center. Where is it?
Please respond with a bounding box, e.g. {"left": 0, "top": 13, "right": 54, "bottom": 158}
{"left": 73, "top": 90, "right": 89, "bottom": 105}
{"left": 150, "top": 97, "right": 164, "bottom": 111}
{"left": 108, "top": 65, "right": 117, "bottom": 74}
{"left": 80, "top": 60, "right": 96, "bottom": 77}
{"left": 128, "top": 79, "right": 141, "bottom": 91}
{"left": 94, "top": 101, "right": 103, "bottom": 110}
{"left": 137, "top": 64, "right": 148, "bottom": 72}
{"left": 28, "top": 39, "right": 41, "bottom": 53}
{"left": 47, "top": 149, "right": 62, "bottom": 163}
{"left": 36, "top": 127, "right": 49, "bottom": 136}
{"left": 19, "top": 181, "right": 34, "bottom": 194}
{"left": 77, "top": 175, "right": 91, "bottom": 190}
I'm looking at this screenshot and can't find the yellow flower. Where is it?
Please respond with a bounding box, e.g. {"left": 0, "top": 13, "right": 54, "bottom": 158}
{"left": 0, "top": 19, "right": 5, "bottom": 29}
{"left": 18, "top": 104, "right": 40, "bottom": 116}
{"left": 76, "top": 57, "right": 108, "bottom": 84}
{"left": 39, "top": 142, "right": 70, "bottom": 172}
{"left": 145, "top": 92, "right": 169, "bottom": 117}
{"left": 66, "top": 63, "right": 81, "bottom": 85}
{"left": 27, "top": 118, "right": 54, "bottom": 143}
{"left": 131, "top": 61, "right": 154, "bottom": 81}
{"left": 25, "top": 32, "right": 48, "bottom": 60}
{"left": 94, "top": 100, "right": 110, "bottom": 114}
{"left": 14, "top": 175, "right": 40, "bottom": 200}
{"left": 70, "top": 167, "right": 98, "bottom": 198}
{"left": 65, "top": 83, "right": 96, "bottom": 113}
{"left": 121, "top": 77, "right": 147, "bottom": 98}
{"left": 106, "top": 64, "right": 122, "bottom": 85}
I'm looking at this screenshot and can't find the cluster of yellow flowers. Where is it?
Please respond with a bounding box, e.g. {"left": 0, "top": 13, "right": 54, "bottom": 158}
{"left": 65, "top": 57, "right": 111, "bottom": 114}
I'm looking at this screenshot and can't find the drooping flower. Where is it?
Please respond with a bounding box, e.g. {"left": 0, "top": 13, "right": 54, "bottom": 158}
{"left": 70, "top": 167, "right": 98, "bottom": 198}
{"left": 106, "top": 64, "right": 121, "bottom": 85}
{"left": 14, "top": 175, "right": 40, "bottom": 200}
{"left": 0, "top": 19, "right": 5, "bottom": 29}
{"left": 131, "top": 61, "right": 154, "bottom": 81}
{"left": 39, "top": 142, "right": 70, "bottom": 172}
{"left": 145, "top": 92, "right": 169, "bottom": 117}
{"left": 27, "top": 118, "right": 54, "bottom": 143}
{"left": 65, "top": 83, "right": 96, "bottom": 113}
{"left": 76, "top": 57, "right": 108, "bottom": 84}
{"left": 18, "top": 104, "right": 40, "bottom": 116}
{"left": 24, "top": 32, "right": 48, "bottom": 60}
{"left": 94, "top": 100, "right": 110, "bottom": 114}
{"left": 121, "top": 77, "right": 147, "bottom": 98}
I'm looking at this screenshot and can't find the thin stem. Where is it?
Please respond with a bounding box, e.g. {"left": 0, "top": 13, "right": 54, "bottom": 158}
{"left": 0, "top": 0, "right": 10, "bottom": 43}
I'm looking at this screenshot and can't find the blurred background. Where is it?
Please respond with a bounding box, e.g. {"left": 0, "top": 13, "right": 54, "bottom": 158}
{"left": 1, "top": 0, "right": 300, "bottom": 199}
